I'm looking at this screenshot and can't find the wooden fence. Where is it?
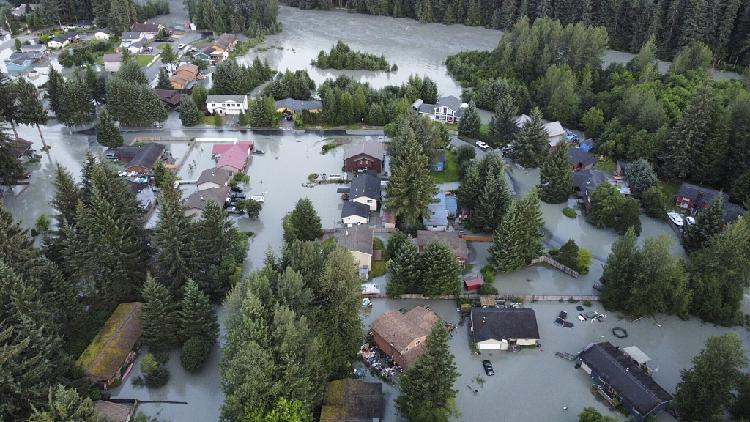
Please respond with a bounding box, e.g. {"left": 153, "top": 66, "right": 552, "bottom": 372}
{"left": 530, "top": 255, "right": 580, "bottom": 278}
{"left": 369, "top": 293, "right": 599, "bottom": 302}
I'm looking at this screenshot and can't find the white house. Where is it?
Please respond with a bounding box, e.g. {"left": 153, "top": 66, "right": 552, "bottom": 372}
{"left": 126, "top": 39, "right": 146, "bottom": 54}
{"left": 120, "top": 32, "right": 144, "bottom": 48}
{"left": 47, "top": 32, "right": 78, "bottom": 49}
{"left": 413, "top": 96, "right": 467, "bottom": 124}
{"left": 102, "top": 53, "right": 122, "bottom": 72}
{"left": 206, "top": 95, "right": 248, "bottom": 115}
{"left": 544, "top": 121, "right": 565, "bottom": 147}
{"left": 341, "top": 201, "right": 369, "bottom": 226}
{"left": 471, "top": 307, "right": 540, "bottom": 351}
{"left": 350, "top": 173, "right": 380, "bottom": 212}
{"left": 130, "top": 22, "right": 162, "bottom": 40}
{"left": 94, "top": 32, "right": 110, "bottom": 41}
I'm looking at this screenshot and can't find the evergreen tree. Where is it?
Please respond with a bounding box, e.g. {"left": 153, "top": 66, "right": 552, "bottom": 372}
{"left": 419, "top": 241, "right": 460, "bottom": 296}
{"left": 487, "top": 93, "right": 518, "bottom": 147}
{"left": 600, "top": 229, "right": 689, "bottom": 317}
{"left": 674, "top": 334, "right": 747, "bottom": 421}
{"left": 57, "top": 77, "right": 93, "bottom": 127}
{"left": 457, "top": 101, "right": 480, "bottom": 139}
{"left": 625, "top": 158, "right": 657, "bottom": 198}
{"left": 539, "top": 141, "right": 572, "bottom": 203}
{"left": 46, "top": 66, "right": 63, "bottom": 116}
{"left": 683, "top": 196, "right": 725, "bottom": 252}
{"left": 396, "top": 323, "right": 459, "bottom": 422}
{"left": 95, "top": 107, "right": 123, "bottom": 148}
{"left": 12, "top": 78, "right": 49, "bottom": 150}
{"left": 179, "top": 96, "right": 202, "bottom": 127}
{"left": 108, "top": 0, "right": 138, "bottom": 33}
{"left": 116, "top": 61, "right": 147, "bottom": 85}
{"left": 140, "top": 276, "right": 179, "bottom": 352}
{"left": 512, "top": 107, "right": 548, "bottom": 168}
{"left": 282, "top": 198, "right": 322, "bottom": 243}
{"left": 51, "top": 164, "right": 81, "bottom": 228}
{"left": 159, "top": 45, "right": 177, "bottom": 68}
{"left": 156, "top": 67, "right": 172, "bottom": 89}
{"left": 248, "top": 96, "right": 277, "bottom": 127}
{"left": 153, "top": 176, "right": 195, "bottom": 295}
{"left": 641, "top": 185, "right": 669, "bottom": 218}
{"left": 106, "top": 75, "right": 167, "bottom": 127}
{"left": 192, "top": 84, "right": 208, "bottom": 110}
{"left": 28, "top": 385, "right": 100, "bottom": 422}
{"left": 469, "top": 153, "right": 511, "bottom": 231}
{"left": 178, "top": 279, "right": 219, "bottom": 342}
{"left": 489, "top": 190, "right": 544, "bottom": 272}
{"left": 386, "top": 239, "right": 420, "bottom": 296}
{"left": 0, "top": 133, "right": 24, "bottom": 185}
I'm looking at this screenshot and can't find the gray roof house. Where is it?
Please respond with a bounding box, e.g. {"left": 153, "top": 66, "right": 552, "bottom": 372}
{"left": 196, "top": 168, "right": 233, "bottom": 190}
{"left": 334, "top": 226, "right": 375, "bottom": 277}
{"left": 676, "top": 182, "right": 747, "bottom": 223}
{"left": 275, "top": 97, "right": 323, "bottom": 112}
{"left": 413, "top": 96, "right": 467, "bottom": 124}
{"left": 350, "top": 173, "right": 381, "bottom": 211}
{"left": 572, "top": 169, "right": 608, "bottom": 210}
{"left": 579, "top": 342, "right": 672, "bottom": 422}
{"left": 341, "top": 201, "right": 370, "bottom": 225}
{"left": 470, "top": 307, "right": 540, "bottom": 351}
{"left": 568, "top": 147, "right": 597, "bottom": 170}
{"left": 121, "top": 32, "right": 144, "bottom": 42}
{"left": 184, "top": 187, "right": 230, "bottom": 219}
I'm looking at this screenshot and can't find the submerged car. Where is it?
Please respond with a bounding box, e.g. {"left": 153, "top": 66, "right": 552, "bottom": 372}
{"left": 475, "top": 141, "right": 489, "bottom": 150}
{"left": 482, "top": 359, "right": 494, "bottom": 376}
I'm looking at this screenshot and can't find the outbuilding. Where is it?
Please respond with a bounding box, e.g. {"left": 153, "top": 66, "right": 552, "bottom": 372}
{"left": 470, "top": 307, "right": 540, "bottom": 351}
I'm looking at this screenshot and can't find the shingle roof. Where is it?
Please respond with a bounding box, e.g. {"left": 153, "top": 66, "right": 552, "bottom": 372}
{"left": 471, "top": 307, "right": 540, "bottom": 342}
{"left": 94, "top": 401, "right": 133, "bottom": 422}
{"left": 154, "top": 88, "right": 182, "bottom": 106}
{"left": 572, "top": 169, "right": 608, "bottom": 194}
{"left": 184, "top": 187, "right": 229, "bottom": 211}
{"left": 334, "top": 225, "right": 373, "bottom": 255}
{"left": 275, "top": 97, "right": 323, "bottom": 112}
{"left": 52, "top": 32, "right": 78, "bottom": 42}
{"left": 102, "top": 52, "right": 122, "bottom": 63}
{"left": 126, "top": 143, "right": 165, "bottom": 171}
{"left": 371, "top": 306, "right": 440, "bottom": 366}
{"left": 196, "top": 167, "right": 233, "bottom": 187}
{"left": 437, "top": 95, "right": 463, "bottom": 112}
{"left": 344, "top": 141, "right": 385, "bottom": 161}
{"left": 130, "top": 22, "right": 160, "bottom": 33}
{"left": 120, "top": 32, "right": 143, "bottom": 41}
{"left": 350, "top": 173, "right": 380, "bottom": 200}
{"left": 213, "top": 33, "right": 238, "bottom": 50}
{"left": 207, "top": 94, "right": 246, "bottom": 103}
{"left": 580, "top": 342, "right": 672, "bottom": 418}
{"left": 77, "top": 303, "right": 142, "bottom": 382}
{"left": 320, "top": 379, "right": 384, "bottom": 422}
{"left": 414, "top": 230, "right": 468, "bottom": 261}
{"left": 341, "top": 200, "right": 370, "bottom": 219}
{"left": 216, "top": 144, "right": 251, "bottom": 172}
{"left": 568, "top": 147, "right": 597, "bottom": 166}
{"left": 8, "top": 51, "right": 43, "bottom": 63}
{"left": 677, "top": 182, "right": 723, "bottom": 204}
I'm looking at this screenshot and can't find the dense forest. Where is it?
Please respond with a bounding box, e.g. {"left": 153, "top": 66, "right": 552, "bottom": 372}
{"left": 313, "top": 41, "right": 396, "bottom": 71}
{"left": 282, "top": 0, "right": 750, "bottom": 67}
{"left": 184, "top": 0, "right": 280, "bottom": 36}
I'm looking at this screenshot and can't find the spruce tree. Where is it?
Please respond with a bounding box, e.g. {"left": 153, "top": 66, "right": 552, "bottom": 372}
{"left": 683, "top": 196, "right": 725, "bottom": 252}
{"left": 512, "top": 107, "right": 548, "bottom": 168}
{"left": 539, "top": 141, "right": 572, "bottom": 203}
{"left": 193, "top": 200, "right": 243, "bottom": 301}
{"left": 0, "top": 132, "right": 24, "bottom": 185}
{"left": 282, "top": 198, "right": 322, "bottom": 244}
{"left": 179, "top": 96, "right": 202, "bottom": 127}
{"left": 419, "top": 241, "right": 461, "bottom": 296}
{"left": 489, "top": 189, "right": 544, "bottom": 272}
{"left": 156, "top": 67, "right": 172, "bottom": 89}
{"left": 51, "top": 164, "right": 81, "bottom": 227}
{"left": 153, "top": 177, "right": 195, "bottom": 295}
{"left": 457, "top": 101, "right": 480, "bottom": 139}
{"left": 140, "top": 276, "right": 179, "bottom": 352}
{"left": 386, "top": 240, "right": 420, "bottom": 296}
{"left": 178, "top": 279, "right": 218, "bottom": 342}
{"left": 396, "top": 323, "right": 459, "bottom": 422}
{"left": 95, "top": 107, "right": 123, "bottom": 148}
{"left": 470, "top": 153, "right": 511, "bottom": 231}
{"left": 625, "top": 158, "right": 657, "bottom": 198}
{"left": 488, "top": 93, "right": 518, "bottom": 147}
{"left": 46, "top": 66, "right": 63, "bottom": 115}
{"left": 57, "top": 77, "right": 93, "bottom": 127}
{"left": 13, "top": 78, "right": 49, "bottom": 150}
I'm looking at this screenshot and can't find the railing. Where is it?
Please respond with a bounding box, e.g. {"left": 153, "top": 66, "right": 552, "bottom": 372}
{"left": 530, "top": 255, "right": 580, "bottom": 278}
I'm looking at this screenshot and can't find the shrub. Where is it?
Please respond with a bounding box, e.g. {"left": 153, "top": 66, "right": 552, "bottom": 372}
{"left": 583, "top": 300, "right": 593, "bottom": 307}
{"left": 213, "top": 114, "right": 222, "bottom": 126}
{"left": 562, "top": 207, "right": 577, "bottom": 218}
{"left": 576, "top": 248, "right": 592, "bottom": 274}
{"left": 180, "top": 336, "right": 212, "bottom": 372}
{"left": 140, "top": 353, "right": 169, "bottom": 388}
{"left": 479, "top": 283, "right": 498, "bottom": 295}
{"left": 480, "top": 265, "right": 496, "bottom": 285}
{"left": 641, "top": 185, "right": 668, "bottom": 218}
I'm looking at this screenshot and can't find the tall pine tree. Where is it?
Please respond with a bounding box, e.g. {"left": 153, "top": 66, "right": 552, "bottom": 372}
{"left": 539, "top": 141, "right": 572, "bottom": 203}
{"left": 489, "top": 189, "right": 544, "bottom": 272}
{"left": 512, "top": 107, "right": 548, "bottom": 168}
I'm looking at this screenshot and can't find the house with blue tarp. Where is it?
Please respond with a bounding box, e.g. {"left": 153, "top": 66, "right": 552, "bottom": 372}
{"left": 423, "top": 192, "right": 458, "bottom": 231}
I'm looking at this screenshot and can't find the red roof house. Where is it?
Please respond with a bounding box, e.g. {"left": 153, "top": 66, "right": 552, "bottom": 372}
{"left": 211, "top": 141, "right": 253, "bottom": 155}
{"left": 215, "top": 142, "right": 252, "bottom": 174}
{"left": 463, "top": 274, "right": 483, "bottom": 292}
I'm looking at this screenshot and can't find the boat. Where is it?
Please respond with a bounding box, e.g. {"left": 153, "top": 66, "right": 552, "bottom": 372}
{"left": 252, "top": 148, "right": 265, "bottom": 155}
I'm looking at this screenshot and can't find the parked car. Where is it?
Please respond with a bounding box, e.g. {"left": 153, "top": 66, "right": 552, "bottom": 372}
{"left": 482, "top": 360, "right": 494, "bottom": 376}
{"left": 178, "top": 43, "right": 185, "bottom": 49}
{"left": 230, "top": 192, "right": 246, "bottom": 200}
{"left": 230, "top": 186, "right": 243, "bottom": 193}
{"left": 475, "top": 141, "right": 489, "bottom": 150}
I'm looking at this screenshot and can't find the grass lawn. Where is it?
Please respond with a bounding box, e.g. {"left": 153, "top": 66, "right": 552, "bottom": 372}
{"left": 432, "top": 149, "right": 460, "bottom": 183}
{"left": 200, "top": 114, "right": 222, "bottom": 126}
{"left": 135, "top": 54, "right": 154, "bottom": 67}
{"left": 369, "top": 260, "right": 387, "bottom": 279}
{"left": 479, "top": 123, "right": 490, "bottom": 139}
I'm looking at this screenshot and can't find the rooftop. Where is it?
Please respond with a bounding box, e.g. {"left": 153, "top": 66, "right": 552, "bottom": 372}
{"left": 77, "top": 303, "right": 142, "bottom": 382}
{"left": 320, "top": 379, "right": 385, "bottom": 422}
{"left": 414, "top": 230, "right": 468, "bottom": 261}
{"left": 471, "top": 307, "right": 540, "bottom": 342}
{"left": 124, "top": 143, "right": 165, "bottom": 171}
{"left": 568, "top": 147, "right": 597, "bottom": 167}
{"left": 213, "top": 33, "right": 238, "bottom": 50}
{"left": 216, "top": 144, "right": 251, "bottom": 172}
{"left": 154, "top": 89, "right": 182, "bottom": 107}
{"left": 341, "top": 200, "right": 370, "bottom": 219}
{"left": 93, "top": 401, "right": 133, "bottom": 422}
{"left": 120, "top": 32, "right": 143, "bottom": 41}
{"left": 350, "top": 173, "right": 380, "bottom": 200}
{"left": 371, "top": 306, "right": 440, "bottom": 367}
{"left": 579, "top": 342, "right": 673, "bottom": 418}
{"left": 423, "top": 192, "right": 458, "bottom": 227}
{"left": 344, "top": 141, "right": 386, "bottom": 161}
{"left": 131, "top": 22, "right": 160, "bottom": 33}
{"left": 196, "top": 167, "right": 233, "bottom": 187}
{"left": 334, "top": 225, "right": 374, "bottom": 255}
{"left": 185, "top": 186, "right": 230, "bottom": 211}
{"left": 275, "top": 97, "right": 323, "bottom": 112}
{"left": 102, "top": 52, "right": 122, "bottom": 63}
{"left": 572, "top": 169, "right": 608, "bottom": 194}
{"left": 207, "top": 94, "right": 247, "bottom": 103}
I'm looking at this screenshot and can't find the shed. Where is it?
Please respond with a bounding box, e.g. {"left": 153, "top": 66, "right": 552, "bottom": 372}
{"left": 463, "top": 274, "right": 483, "bottom": 291}
{"left": 320, "top": 379, "right": 384, "bottom": 422}
{"left": 371, "top": 306, "right": 440, "bottom": 368}
{"left": 470, "top": 307, "right": 540, "bottom": 351}
{"left": 93, "top": 401, "right": 134, "bottom": 422}
{"left": 77, "top": 303, "right": 142, "bottom": 386}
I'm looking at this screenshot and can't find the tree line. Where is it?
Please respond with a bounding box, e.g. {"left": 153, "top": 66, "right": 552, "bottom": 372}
{"left": 312, "top": 40, "right": 397, "bottom": 72}
{"left": 16, "top": 0, "right": 169, "bottom": 33}
{"left": 283, "top": 0, "right": 750, "bottom": 67}
{"left": 184, "top": 0, "right": 280, "bottom": 36}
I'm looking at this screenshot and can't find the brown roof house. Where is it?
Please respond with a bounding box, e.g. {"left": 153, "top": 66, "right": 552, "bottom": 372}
{"left": 184, "top": 186, "right": 229, "bottom": 219}
{"left": 77, "top": 303, "right": 142, "bottom": 387}
{"left": 414, "top": 230, "right": 469, "bottom": 266}
{"left": 154, "top": 88, "right": 182, "bottom": 108}
{"left": 113, "top": 143, "right": 166, "bottom": 174}
{"left": 93, "top": 401, "right": 135, "bottom": 422}
{"left": 170, "top": 63, "right": 200, "bottom": 91}
{"left": 344, "top": 141, "right": 386, "bottom": 173}
{"left": 196, "top": 167, "right": 233, "bottom": 191}
{"left": 320, "top": 379, "right": 385, "bottom": 422}
{"left": 371, "top": 306, "right": 440, "bottom": 368}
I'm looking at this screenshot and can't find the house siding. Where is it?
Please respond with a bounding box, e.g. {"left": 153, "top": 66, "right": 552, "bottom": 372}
{"left": 343, "top": 215, "right": 368, "bottom": 226}
{"left": 353, "top": 196, "right": 377, "bottom": 211}
{"left": 344, "top": 153, "right": 383, "bottom": 173}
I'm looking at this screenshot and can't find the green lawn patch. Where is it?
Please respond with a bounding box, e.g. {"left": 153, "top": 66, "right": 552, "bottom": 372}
{"left": 200, "top": 115, "right": 221, "bottom": 126}
{"left": 479, "top": 124, "right": 490, "bottom": 140}
{"left": 432, "top": 149, "right": 460, "bottom": 183}
{"left": 135, "top": 54, "right": 154, "bottom": 67}
{"left": 369, "top": 260, "right": 387, "bottom": 279}
{"left": 593, "top": 156, "right": 616, "bottom": 173}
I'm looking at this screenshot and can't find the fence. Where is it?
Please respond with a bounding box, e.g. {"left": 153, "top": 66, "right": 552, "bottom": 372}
{"left": 530, "top": 255, "right": 580, "bottom": 278}
{"left": 369, "top": 293, "right": 600, "bottom": 302}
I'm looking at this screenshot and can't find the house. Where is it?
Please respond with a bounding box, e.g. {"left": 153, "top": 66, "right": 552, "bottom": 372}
{"left": 334, "top": 225, "right": 374, "bottom": 277}
{"left": 196, "top": 167, "right": 233, "bottom": 190}
{"left": 568, "top": 147, "right": 597, "bottom": 171}
{"left": 47, "top": 32, "right": 78, "bottom": 49}
{"left": 423, "top": 191, "right": 458, "bottom": 231}
{"left": 113, "top": 143, "right": 166, "bottom": 174}
{"left": 154, "top": 88, "right": 182, "bottom": 108}
{"left": 207, "top": 94, "right": 248, "bottom": 115}
{"left": 213, "top": 142, "right": 253, "bottom": 174}
{"left": 414, "top": 230, "right": 469, "bottom": 266}
{"left": 11, "top": 3, "right": 38, "bottom": 18}
{"left": 93, "top": 401, "right": 135, "bottom": 422}
{"left": 675, "top": 182, "right": 746, "bottom": 223}
{"left": 103, "top": 52, "right": 122, "bottom": 72}
{"left": 470, "top": 307, "right": 540, "bottom": 351}
{"left": 572, "top": 169, "right": 608, "bottom": 210}
{"left": 10, "top": 138, "right": 34, "bottom": 160}
{"left": 350, "top": 173, "right": 380, "bottom": 211}
{"left": 341, "top": 201, "right": 370, "bottom": 226}
{"left": 184, "top": 186, "right": 230, "bottom": 219}
{"left": 515, "top": 114, "right": 531, "bottom": 128}
{"left": 275, "top": 97, "right": 323, "bottom": 114}
{"left": 432, "top": 150, "right": 446, "bottom": 171}
{"left": 19, "top": 44, "right": 46, "bottom": 54}
{"left": 578, "top": 342, "right": 673, "bottom": 422}
{"left": 320, "top": 379, "right": 384, "bottom": 422}
{"left": 170, "top": 63, "right": 200, "bottom": 91}
{"left": 6, "top": 51, "right": 44, "bottom": 74}
{"left": 76, "top": 302, "right": 142, "bottom": 387}
{"left": 343, "top": 141, "right": 386, "bottom": 173}
{"left": 125, "top": 39, "right": 147, "bottom": 54}
{"left": 94, "top": 31, "right": 111, "bottom": 41}
{"left": 120, "top": 32, "right": 144, "bottom": 47}
{"left": 463, "top": 273, "right": 483, "bottom": 292}
{"left": 193, "top": 51, "right": 210, "bottom": 62}
{"left": 544, "top": 121, "right": 565, "bottom": 147}
{"left": 413, "top": 96, "right": 467, "bottom": 124}
{"left": 371, "top": 306, "right": 440, "bottom": 368}
{"left": 130, "top": 22, "right": 162, "bottom": 39}
{"left": 207, "top": 33, "right": 238, "bottom": 62}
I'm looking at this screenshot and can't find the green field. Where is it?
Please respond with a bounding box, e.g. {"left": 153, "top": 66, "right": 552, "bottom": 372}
{"left": 135, "top": 54, "right": 154, "bottom": 67}
{"left": 432, "top": 149, "right": 460, "bottom": 183}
